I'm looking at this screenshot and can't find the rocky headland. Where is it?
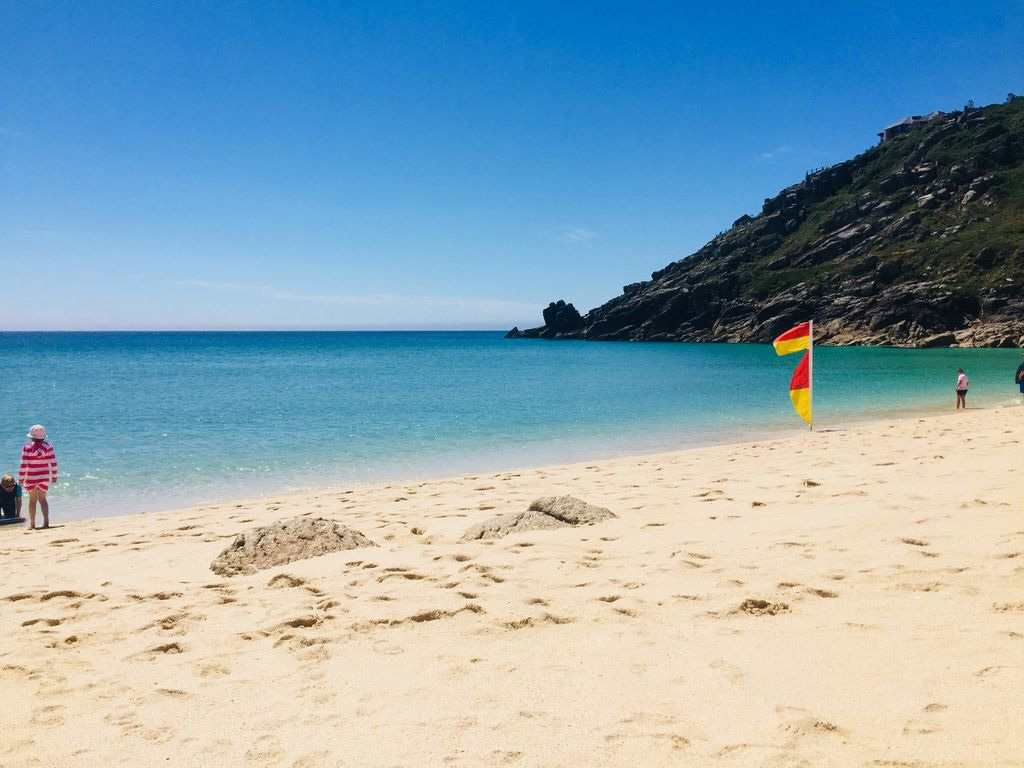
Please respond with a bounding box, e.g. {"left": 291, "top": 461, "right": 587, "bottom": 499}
{"left": 510, "top": 97, "right": 1024, "bottom": 347}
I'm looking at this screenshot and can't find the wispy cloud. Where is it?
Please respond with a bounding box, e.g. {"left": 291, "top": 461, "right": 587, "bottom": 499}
{"left": 757, "top": 145, "right": 833, "bottom": 162}
{"left": 558, "top": 226, "right": 596, "bottom": 243}
{"left": 177, "top": 279, "right": 393, "bottom": 307}
{"left": 758, "top": 145, "right": 797, "bottom": 160}
{"left": 174, "top": 279, "right": 538, "bottom": 316}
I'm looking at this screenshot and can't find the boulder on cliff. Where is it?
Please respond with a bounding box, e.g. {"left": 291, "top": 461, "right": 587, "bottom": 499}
{"left": 542, "top": 300, "right": 585, "bottom": 334}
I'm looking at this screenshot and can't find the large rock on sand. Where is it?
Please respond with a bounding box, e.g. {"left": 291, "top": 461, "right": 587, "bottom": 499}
{"left": 211, "top": 516, "right": 376, "bottom": 577}
{"left": 461, "top": 496, "right": 615, "bottom": 541}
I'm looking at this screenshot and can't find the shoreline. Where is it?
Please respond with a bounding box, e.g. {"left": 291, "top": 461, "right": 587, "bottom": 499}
{"left": 9, "top": 333, "right": 1022, "bottom": 525}
{"left": 3, "top": 406, "right": 1022, "bottom": 766}
{"left": 41, "top": 397, "right": 1021, "bottom": 527}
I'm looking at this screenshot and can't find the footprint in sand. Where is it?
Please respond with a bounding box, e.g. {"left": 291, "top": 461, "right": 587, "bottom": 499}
{"left": 29, "top": 703, "right": 65, "bottom": 727}
{"left": 903, "top": 703, "right": 948, "bottom": 734}
{"left": 899, "top": 537, "right": 929, "bottom": 547}
{"left": 975, "top": 666, "right": 1006, "bottom": 678}
{"left": 806, "top": 588, "right": 838, "bottom": 598}
{"left": 197, "top": 663, "right": 231, "bottom": 678}
{"left": 779, "top": 715, "right": 844, "bottom": 739}
{"left": 501, "top": 613, "right": 573, "bottom": 630}
{"left": 291, "top": 750, "right": 332, "bottom": 768}
{"left": 602, "top": 712, "right": 691, "bottom": 753}
{"left": 40, "top": 590, "right": 87, "bottom": 601}
{"left": 267, "top": 573, "right": 305, "bottom": 589}
{"left": 141, "top": 642, "right": 184, "bottom": 656}
{"left": 992, "top": 602, "right": 1024, "bottom": 612}
{"left": 245, "top": 733, "right": 285, "bottom": 765}
{"left": 895, "top": 582, "right": 945, "bottom": 593}
{"left": 141, "top": 612, "right": 192, "bottom": 633}
{"left": 155, "top": 687, "right": 190, "bottom": 698}
{"left": 710, "top": 659, "right": 745, "bottom": 682}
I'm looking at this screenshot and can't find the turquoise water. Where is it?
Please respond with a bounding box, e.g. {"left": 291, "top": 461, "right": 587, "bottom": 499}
{"left": 1, "top": 332, "right": 1020, "bottom": 520}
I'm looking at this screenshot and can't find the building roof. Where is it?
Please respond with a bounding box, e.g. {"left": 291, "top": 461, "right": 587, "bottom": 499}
{"left": 880, "top": 111, "right": 944, "bottom": 132}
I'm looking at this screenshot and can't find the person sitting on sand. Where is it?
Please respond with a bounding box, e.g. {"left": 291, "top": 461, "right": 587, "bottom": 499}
{"left": 1016, "top": 353, "right": 1024, "bottom": 405}
{"left": 955, "top": 368, "right": 969, "bottom": 409}
{"left": 19, "top": 425, "right": 58, "bottom": 530}
{"left": 0, "top": 474, "right": 22, "bottom": 520}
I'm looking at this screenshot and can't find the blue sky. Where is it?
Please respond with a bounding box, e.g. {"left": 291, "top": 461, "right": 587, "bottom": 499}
{"left": 2, "top": 1, "right": 1022, "bottom": 330}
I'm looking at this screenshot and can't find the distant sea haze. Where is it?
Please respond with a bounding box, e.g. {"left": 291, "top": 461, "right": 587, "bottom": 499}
{"left": 1, "top": 331, "right": 1019, "bottom": 521}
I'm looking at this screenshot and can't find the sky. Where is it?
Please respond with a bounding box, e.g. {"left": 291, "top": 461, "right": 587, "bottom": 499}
{"left": 2, "top": 1, "right": 1023, "bottom": 330}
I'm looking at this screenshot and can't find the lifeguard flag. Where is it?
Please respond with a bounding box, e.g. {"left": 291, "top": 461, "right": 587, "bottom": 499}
{"left": 788, "top": 351, "right": 812, "bottom": 425}
{"left": 772, "top": 321, "right": 810, "bottom": 356}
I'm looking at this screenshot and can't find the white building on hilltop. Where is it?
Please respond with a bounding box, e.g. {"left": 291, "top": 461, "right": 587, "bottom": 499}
{"left": 877, "top": 111, "right": 945, "bottom": 143}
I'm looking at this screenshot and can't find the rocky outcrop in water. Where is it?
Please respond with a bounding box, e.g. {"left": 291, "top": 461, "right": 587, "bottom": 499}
{"left": 508, "top": 301, "right": 586, "bottom": 339}
{"left": 511, "top": 98, "right": 1024, "bottom": 348}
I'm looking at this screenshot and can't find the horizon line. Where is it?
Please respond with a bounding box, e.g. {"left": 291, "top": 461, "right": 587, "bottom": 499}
{"left": 0, "top": 327, "right": 519, "bottom": 333}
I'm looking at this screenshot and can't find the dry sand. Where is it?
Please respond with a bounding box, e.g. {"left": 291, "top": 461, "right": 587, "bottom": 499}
{"left": 2, "top": 408, "right": 1023, "bottom": 767}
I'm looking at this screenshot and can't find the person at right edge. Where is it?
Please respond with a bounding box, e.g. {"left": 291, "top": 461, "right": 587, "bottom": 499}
{"left": 1016, "top": 353, "right": 1024, "bottom": 405}
{"left": 19, "top": 424, "right": 58, "bottom": 530}
{"left": 955, "top": 368, "right": 969, "bottom": 410}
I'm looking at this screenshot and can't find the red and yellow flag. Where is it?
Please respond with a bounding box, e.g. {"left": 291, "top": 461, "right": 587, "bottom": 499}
{"left": 788, "top": 351, "right": 812, "bottom": 425}
{"left": 772, "top": 321, "right": 810, "bottom": 356}
{"left": 773, "top": 322, "right": 813, "bottom": 427}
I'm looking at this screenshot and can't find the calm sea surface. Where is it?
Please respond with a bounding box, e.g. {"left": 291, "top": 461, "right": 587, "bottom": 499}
{"left": 1, "top": 332, "right": 1020, "bottom": 520}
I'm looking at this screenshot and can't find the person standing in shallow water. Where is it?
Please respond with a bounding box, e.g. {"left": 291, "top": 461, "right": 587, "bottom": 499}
{"left": 955, "top": 368, "right": 969, "bottom": 410}
{"left": 19, "top": 425, "right": 58, "bottom": 530}
{"left": 1016, "top": 353, "right": 1024, "bottom": 404}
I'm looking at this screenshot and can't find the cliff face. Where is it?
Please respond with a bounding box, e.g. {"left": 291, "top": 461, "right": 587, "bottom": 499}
{"left": 513, "top": 98, "right": 1024, "bottom": 347}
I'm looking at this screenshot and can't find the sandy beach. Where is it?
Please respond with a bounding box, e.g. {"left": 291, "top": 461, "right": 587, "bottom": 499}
{"left": 2, "top": 407, "right": 1022, "bottom": 767}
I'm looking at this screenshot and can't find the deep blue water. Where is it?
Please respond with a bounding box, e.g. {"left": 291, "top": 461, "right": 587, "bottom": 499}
{"left": 1, "top": 332, "right": 1020, "bottom": 520}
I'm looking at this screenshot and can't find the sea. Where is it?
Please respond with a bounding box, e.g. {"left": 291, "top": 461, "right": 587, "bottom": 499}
{"left": 1, "top": 331, "right": 1020, "bottom": 521}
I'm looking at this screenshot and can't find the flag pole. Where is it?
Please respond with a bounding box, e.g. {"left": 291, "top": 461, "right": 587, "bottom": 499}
{"left": 808, "top": 319, "right": 814, "bottom": 431}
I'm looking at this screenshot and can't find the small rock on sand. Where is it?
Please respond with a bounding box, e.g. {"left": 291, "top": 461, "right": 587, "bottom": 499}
{"left": 737, "top": 598, "right": 791, "bottom": 616}
{"left": 462, "top": 496, "right": 615, "bottom": 541}
{"left": 210, "top": 516, "right": 376, "bottom": 577}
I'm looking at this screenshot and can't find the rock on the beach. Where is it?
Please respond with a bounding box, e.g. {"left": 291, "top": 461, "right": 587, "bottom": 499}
{"left": 461, "top": 496, "right": 615, "bottom": 541}
{"left": 210, "top": 516, "right": 377, "bottom": 577}
{"left": 528, "top": 496, "right": 615, "bottom": 524}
